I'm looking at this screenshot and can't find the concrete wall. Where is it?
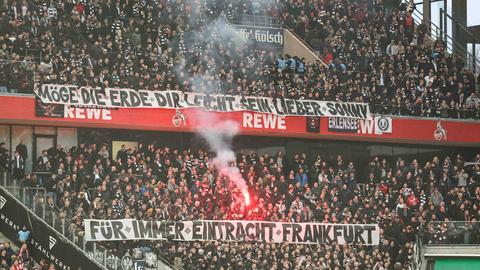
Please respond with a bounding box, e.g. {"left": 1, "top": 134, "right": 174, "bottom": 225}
{"left": 283, "top": 28, "right": 323, "bottom": 65}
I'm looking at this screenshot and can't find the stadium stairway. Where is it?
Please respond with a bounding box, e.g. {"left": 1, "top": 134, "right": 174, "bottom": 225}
{"left": 230, "top": 14, "right": 326, "bottom": 66}
{"left": 283, "top": 27, "right": 325, "bottom": 65}
{"left": 403, "top": 0, "right": 480, "bottom": 76}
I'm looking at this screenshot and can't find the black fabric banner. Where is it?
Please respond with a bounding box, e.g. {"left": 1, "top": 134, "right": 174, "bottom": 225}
{"left": 236, "top": 25, "right": 284, "bottom": 48}
{"left": 0, "top": 187, "right": 103, "bottom": 270}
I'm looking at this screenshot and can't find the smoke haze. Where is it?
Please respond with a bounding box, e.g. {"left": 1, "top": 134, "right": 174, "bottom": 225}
{"left": 175, "top": 14, "right": 253, "bottom": 204}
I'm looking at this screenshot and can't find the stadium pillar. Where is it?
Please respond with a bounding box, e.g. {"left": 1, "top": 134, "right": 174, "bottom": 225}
{"left": 452, "top": 0, "right": 468, "bottom": 59}
{"left": 422, "top": 0, "right": 431, "bottom": 30}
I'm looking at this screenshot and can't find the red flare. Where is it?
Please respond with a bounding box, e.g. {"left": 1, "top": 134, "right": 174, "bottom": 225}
{"left": 243, "top": 191, "right": 250, "bottom": 206}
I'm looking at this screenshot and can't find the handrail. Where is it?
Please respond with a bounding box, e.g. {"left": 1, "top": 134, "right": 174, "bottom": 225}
{"left": 440, "top": 8, "right": 480, "bottom": 74}
{"left": 413, "top": 236, "right": 424, "bottom": 270}
{"left": 0, "top": 59, "right": 37, "bottom": 64}
{"left": 408, "top": 1, "right": 480, "bottom": 75}
{"left": 20, "top": 170, "right": 179, "bottom": 269}
{"left": 441, "top": 8, "right": 478, "bottom": 43}
{"left": 230, "top": 15, "right": 282, "bottom": 28}
{"left": 0, "top": 166, "right": 111, "bottom": 269}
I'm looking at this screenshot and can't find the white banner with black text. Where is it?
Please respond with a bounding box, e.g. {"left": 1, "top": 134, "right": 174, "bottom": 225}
{"left": 84, "top": 219, "right": 380, "bottom": 245}
{"left": 35, "top": 84, "right": 371, "bottom": 119}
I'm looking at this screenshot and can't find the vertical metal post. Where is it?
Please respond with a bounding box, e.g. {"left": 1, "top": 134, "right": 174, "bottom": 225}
{"left": 93, "top": 242, "right": 97, "bottom": 260}
{"left": 443, "top": 0, "right": 448, "bottom": 41}
{"left": 41, "top": 203, "right": 45, "bottom": 221}
{"left": 473, "top": 42, "right": 477, "bottom": 75}
{"left": 61, "top": 218, "right": 65, "bottom": 235}
{"left": 32, "top": 194, "right": 36, "bottom": 214}
{"left": 103, "top": 249, "right": 107, "bottom": 265}
{"left": 22, "top": 187, "right": 25, "bottom": 205}
{"left": 3, "top": 172, "right": 6, "bottom": 186}
{"left": 114, "top": 256, "right": 118, "bottom": 270}
{"left": 52, "top": 211, "right": 56, "bottom": 228}
{"left": 439, "top": 8, "right": 443, "bottom": 39}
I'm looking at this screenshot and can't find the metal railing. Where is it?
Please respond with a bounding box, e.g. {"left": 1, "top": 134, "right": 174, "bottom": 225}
{"left": 420, "top": 221, "right": 480, "bottom": 245}
{"left": 0, "top": 167, "right": 175, "bottom": 270}
{"left": 230, "top": 15, "right": 282, "bottom": 28}
{"left": 413, "top": 234, "right": 429, "bottom": 270}
{"left": 407, "top": 1, "right": 480, "bottom": 75}
{"left": 370, "top": 103, "right": 480, "bottom": 120}
{"left": 0, "top": 166, "right": 178, "bottom": 269}
{"left": 439, "top": 8, "right": 480, "bottom": 75}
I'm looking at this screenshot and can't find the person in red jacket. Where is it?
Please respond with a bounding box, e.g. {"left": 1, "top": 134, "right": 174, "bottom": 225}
{"left": 321, "top": 48, "right": 333, "bottom": 65}
{"left": 406, "top": 191, "right": 419, "bottom": 207}
{"left": 379, "top": 179, "right": 389, "bottom": 195}
{"left": 405, "top": 11, "right": 414, "bottom": 29}
{"left": 10, "top": 258, "right": 24, "bottom": 270}
{"left": 75, "top": 1, "right": 85, "bottom": 14}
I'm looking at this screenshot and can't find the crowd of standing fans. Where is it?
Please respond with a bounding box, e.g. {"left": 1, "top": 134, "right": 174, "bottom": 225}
{"left": 1, "top": 140, "right": 479, "bottom": 269}
{"left": 0, "top": 0, "right": 479, "bottom": 119}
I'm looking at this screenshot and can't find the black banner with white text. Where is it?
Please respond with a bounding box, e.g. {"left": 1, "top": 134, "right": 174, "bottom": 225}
{"left": 0, "top": 187, "right": 103, "bottom": 270}
{"left": 236, "top": 25, "right": 284, "bottom": 48}
{"left": 85, "top": 219, "right": 380, "bottom": 245}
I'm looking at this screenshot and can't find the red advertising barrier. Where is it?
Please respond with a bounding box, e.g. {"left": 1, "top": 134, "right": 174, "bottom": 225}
{"left": 1, "top": 95, "right": 479, "bottom": 146}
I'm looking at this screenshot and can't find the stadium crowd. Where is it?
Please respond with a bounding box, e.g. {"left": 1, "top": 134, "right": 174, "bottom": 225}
{"left": 0, "top": 238, "right": 52, "bottom": 270}
{"left": 1, "top": 140, "right": 479, "bottom": 269}
{"left": 0, "top": 0, "right": 479, "bottom": 119}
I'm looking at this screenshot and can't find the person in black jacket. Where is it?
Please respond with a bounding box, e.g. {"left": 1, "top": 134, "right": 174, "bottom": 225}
{"left": 15, "top": 140, "right": 27, "bottom": 160}
{"left": 0, "top": 142, "right": 8, "bottom": 170}
{"left": 11, "top": 150, "right": 24, "bottom": 180}
{"left": 15, "top": 139, "right": 27, "bottom": 174}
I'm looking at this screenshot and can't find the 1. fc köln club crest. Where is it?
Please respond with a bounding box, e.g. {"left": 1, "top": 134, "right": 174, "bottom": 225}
{"left": 172, "top": 109, "right": 186, "bottom": 127}
{"left": 433, "top": 121, "right": 447, "bottom": 141}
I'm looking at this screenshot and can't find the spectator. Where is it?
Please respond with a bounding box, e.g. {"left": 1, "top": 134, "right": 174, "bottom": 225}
{"left": 0, "top": 143, "right": 8, "bottom": 171}
{"left": 0, "top": 0, "right": 477, "bottom": 119}
{"left": 17, "top": 243, "right": 31, "bottom": 268}
{"left": 431, "top": 188, "right": 444, "bottom": 207}
{"left": 97, "top": 144, "right": 109, "bottom": 160}
{"left": 10, "top": 151, "right": 24, "bottom": 180}
{"left": 294, "top": 168, "right": 308, "bottom": 187}
{"left": 15, "top": 140, "right": 27, "bottom": 164}
{"left": 386, "top": 40, "right": 400, "bottom": 56}
{"left": 16, "top": 227, "right": 30, "bottom": 243}
{"left": 0, "top": 242, "right": 13, "bottom": 267}
{"left": 2, "top": 138, "right": 475, "bottom": 268}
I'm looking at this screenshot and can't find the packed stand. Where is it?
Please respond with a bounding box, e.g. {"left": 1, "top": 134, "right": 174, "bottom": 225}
{"left": 281, "top": 0, "right": 480, "bottom": 118}
{"left": 0, "top": 239, "right": 35, "bottom": 270}
{"left": 1, "top": 141, "right": 479, "bottom": 269}
{"left": 0, "top": 1, "right": 479, "bottom": 119}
